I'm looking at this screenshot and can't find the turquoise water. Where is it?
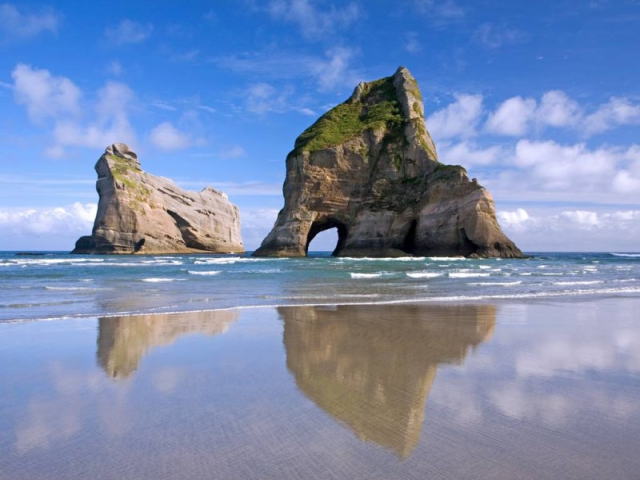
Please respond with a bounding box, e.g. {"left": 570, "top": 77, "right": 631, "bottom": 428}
{"left": 1, "top": 251, "right": 639, "bottom": 322}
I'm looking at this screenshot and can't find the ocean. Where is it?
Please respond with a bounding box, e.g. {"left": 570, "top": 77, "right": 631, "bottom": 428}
{"left": 1, "top": 250, "right": 639, "bottom": 322}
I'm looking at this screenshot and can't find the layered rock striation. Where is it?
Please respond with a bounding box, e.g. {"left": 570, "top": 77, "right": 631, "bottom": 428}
{"left": 255, "top": 67, "right": 523, "bottom": 258}
{"left": 73, "top": 143, "right": 243, "bottom": 254}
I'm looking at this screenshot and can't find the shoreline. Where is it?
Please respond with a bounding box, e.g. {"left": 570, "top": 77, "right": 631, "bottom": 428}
{"left": 4, "top": 285, "right": 640, "bottom": 325}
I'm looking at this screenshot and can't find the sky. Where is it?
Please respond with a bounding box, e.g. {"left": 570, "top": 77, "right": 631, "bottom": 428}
{"left": 0, "top": 0, "right": 639, "bottom": 252}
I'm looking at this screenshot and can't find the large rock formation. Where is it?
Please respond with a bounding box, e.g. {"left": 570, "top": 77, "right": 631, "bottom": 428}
{"left": 73, "top": 143, "right": 244, "bottom": 254}
{"left": 255, "top": 67, "right": 523, "bottom": 258}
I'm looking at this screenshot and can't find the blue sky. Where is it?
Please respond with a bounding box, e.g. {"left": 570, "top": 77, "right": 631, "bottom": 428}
{"left": 0, "top": 0, "right": 639, "bottom": 251}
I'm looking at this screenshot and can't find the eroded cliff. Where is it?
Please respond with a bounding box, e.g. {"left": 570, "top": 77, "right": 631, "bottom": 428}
{"left": 255, "top": 67, "right": 523, "bottom": 258}
{"left": 73, "top": 143, "right": 244, "bottom": 254}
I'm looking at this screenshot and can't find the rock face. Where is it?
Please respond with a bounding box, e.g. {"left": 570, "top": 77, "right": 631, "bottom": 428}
{"left": 255, "top": 67, "right": 523, "bottom": 258}
{"left": 73, "top": 143, "right": 243, "bottom": 254}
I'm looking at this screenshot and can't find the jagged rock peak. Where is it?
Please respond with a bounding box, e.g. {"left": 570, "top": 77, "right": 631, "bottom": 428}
{"left": 254, "top": 67, "right": 523, "bottom": 258}
{"left": 72, "top": 144, "right": 244, "bottom": 255}
{"left": 292, "top": 66, "right": 437, "bottom": 161}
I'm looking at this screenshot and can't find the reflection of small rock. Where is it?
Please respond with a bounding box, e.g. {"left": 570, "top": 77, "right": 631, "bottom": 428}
{"left": 255, "top": 67, "right": 522, "bottom": 258}
{"left": 73, "top": 143, "right": 244, "bottom": 254}
{"left": 97, "top": 310, "right": 238, "bottom": 379}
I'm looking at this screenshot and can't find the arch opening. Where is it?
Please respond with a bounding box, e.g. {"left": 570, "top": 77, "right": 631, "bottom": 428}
{"left": 402, "top": 220, "right": 418, "bottom": 254}
{"left": 306, "top": 219, "right": 348, "bottom": 256}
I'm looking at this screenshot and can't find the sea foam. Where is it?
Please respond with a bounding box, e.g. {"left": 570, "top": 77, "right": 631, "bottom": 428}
{"left": 406, "top": 272, "right": 442, "bottom": 279}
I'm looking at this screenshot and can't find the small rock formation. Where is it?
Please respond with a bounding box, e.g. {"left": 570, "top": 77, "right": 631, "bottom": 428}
{"left": 73, "top": 143, "right": 244, "bottom": 254}
{"left": 255, "top": 67, "right": 523, "bottom": 258}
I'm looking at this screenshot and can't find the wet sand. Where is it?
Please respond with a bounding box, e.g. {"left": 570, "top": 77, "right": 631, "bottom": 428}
{"left": 1, "top": 298, "right": 640, "bottom": 479}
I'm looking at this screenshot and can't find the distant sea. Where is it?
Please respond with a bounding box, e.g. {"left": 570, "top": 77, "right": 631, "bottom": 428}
{"left": 1, "top": 251, "right": 639, "bottom": 322}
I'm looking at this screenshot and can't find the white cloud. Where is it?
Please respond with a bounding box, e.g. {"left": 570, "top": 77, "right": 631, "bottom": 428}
{"left": 12, "top": 64, "right": 81, "bottom": 122}
{"left": 438, "top": 141, "right": 504, "bottom": 166}
{"left": 537, "top": 90, "right": 581, "bottom": 127}
{"left": 105, "top": 19, "right": 152, "bottom": 45}
{"left": 511, "top": 139, "right": 623, "bottom": 191}
{"left": 485, "top": 96, "right": 537, "bottom": 136}
{"left": 584, "top": 97, "right": 640, "bottom": 135}
{"left": 0, "top": 3, "right": 60, "bottom": 41}
{"left": 149, "top": 122, "right": 192, "bottom": 150}
{"left": 497, "top": 207, "right": 640, "bottom": 251}
{"left": 309, "top": 47, "right": 359, "bottom": 91}
{"left": 0, "top": 202, "right": 96, "bottom": 237}
{"left": 428, "top": 94, "right": 483, "bottom": 139}
{"left": 496, "top": 208, "right": 529, "bottom": 230}
{"left": 482, "top": 91, "right": 640, "bottom": 138}
{"left": 267, "top": 0, "right": 359, "bottom": 39}
{"left": 11, "top": 64, "right": 137, "bottom": 155}
{"left": 52, "top": 81, "right": 136, "bottom": 152}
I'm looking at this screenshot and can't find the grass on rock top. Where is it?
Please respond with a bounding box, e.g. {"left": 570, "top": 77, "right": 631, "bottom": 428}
{"left": 293, "top": 76, "right": 405, "bottom": 154}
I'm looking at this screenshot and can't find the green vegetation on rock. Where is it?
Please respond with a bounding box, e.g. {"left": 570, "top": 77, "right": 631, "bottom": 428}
{"left": 293, "top": 77, "right": 403, "bottom": 154}
{"left": 107, "top": 154, "right": 150, "bottom": 212}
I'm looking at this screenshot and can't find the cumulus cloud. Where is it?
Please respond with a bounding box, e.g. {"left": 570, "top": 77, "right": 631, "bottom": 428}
{"left": 485, "top": 96, "right": 537, "bottom": 136}
{"left": 428, "top": 94, "right": 484, "bottom": 139}
{"left": 537, "top": 90, "right": 581, "bottom": 127}
{"left": 267, "top": 0, "right": 359, "bottom": 39}
{"left": 438, "top": 141, "right": 504, "bottom": 166}
{"left": 12, "top": 64, "right": 81, "bottom": 122}
{"left": 149, "top": 122, "right": 192, "bottom": 150}
{"left": 0, "top": 202, "right": 96, "bottom": 239}
{"left": 497, "top": 207, "right": 640, "bottom": 251}
{"left": 483, "top": 91, "right": 640, "bottom": 137}
{"left": 510, "top": 139, "right": 640, "bottom": 193}
{"left": 583, "top": 97, "right": 640, "bottom": 135}
{"left": 10, "top": 64, "right": 137, "bottom": 156}
{"left": 52, "top": 81, "right": 136, "bottom": 152}
{"left": 105, "top": 19, "right": 152, "bottom": 45}
{"left": 0, "top": 3, "right": 60, "bottom": 41}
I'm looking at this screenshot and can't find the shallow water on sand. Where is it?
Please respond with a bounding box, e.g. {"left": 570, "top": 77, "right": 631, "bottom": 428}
{"left": 1, "top": 251, "right": 640, "bottom": 322}
{"left": 1, "top": 298, "right": 640, "bottom": 479}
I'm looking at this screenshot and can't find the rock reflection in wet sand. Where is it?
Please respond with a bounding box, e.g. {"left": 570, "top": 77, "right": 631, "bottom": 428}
{"left": 3, "top": 299, "right": 640, "bottom": 479}
{"left": 97, "top": 310, "right": 238, "bottom": 378}
{"left": 281, "top": 304, "right": 495, "bottom": 457}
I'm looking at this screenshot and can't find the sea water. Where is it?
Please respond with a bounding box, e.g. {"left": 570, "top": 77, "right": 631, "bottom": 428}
{"left": 1, "top": 251, "right": 639, "bottom": 322}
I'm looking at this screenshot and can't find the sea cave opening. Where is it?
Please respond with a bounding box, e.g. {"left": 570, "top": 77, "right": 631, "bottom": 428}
{"left": 305, "top": 219, "right": 348, "bottom": 257}
{"left": 402, "top": 220, "right": 418, "bottom": 254}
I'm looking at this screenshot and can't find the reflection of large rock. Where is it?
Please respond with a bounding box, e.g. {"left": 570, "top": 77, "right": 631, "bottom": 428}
{"left": 281, "top": 304, "right": 495, "bottom": 457}
{"left": 97, "top": 310, "right": 238, "bottom": 379}
{"left": 255, "top": 67, "right": 522, "bottom": 258}
{"left": 73, "top": 143, "right": 244, "bottom": 254}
